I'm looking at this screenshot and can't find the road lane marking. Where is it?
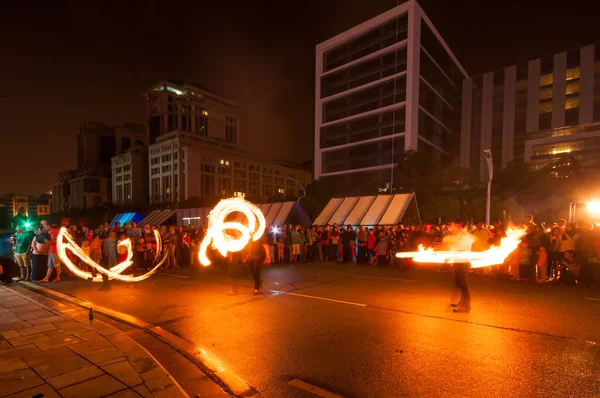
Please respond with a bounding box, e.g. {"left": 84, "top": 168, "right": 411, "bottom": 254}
{"left": 284, "top": 292, "right": 366, "bottom": 307}
{"left": 156, "top": 273, "right": 190, "bottom": 279}
{"left": 352, "top": 275, "right": 416, "bottom": 283}
{"left": 586, "top": 297, "right": 600, "bottom": 301}
{"left": 287, "top": 378, "right": 345, "bottom": 398}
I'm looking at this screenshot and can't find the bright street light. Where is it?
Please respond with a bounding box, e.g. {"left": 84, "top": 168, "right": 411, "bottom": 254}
{"left": 587, "top": 201, "right": 600, "bottom": 214}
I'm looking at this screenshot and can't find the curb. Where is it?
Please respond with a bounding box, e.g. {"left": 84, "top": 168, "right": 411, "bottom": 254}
{"left": 3, "top": 285, "right": 189, "bottom": 398}
{"left": 18, "top": 281, "right": 257, "bottom": 397}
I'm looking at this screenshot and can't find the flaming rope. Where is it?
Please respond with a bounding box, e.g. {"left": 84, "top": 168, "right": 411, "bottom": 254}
{"left": 396, "top": 228, "right": 526, "bottom": 268}
{"left": 57, "top": 227, "right": 167, "bottom": 282}
{"left": 199, "top": 198, "right": 266, "bottom": 266}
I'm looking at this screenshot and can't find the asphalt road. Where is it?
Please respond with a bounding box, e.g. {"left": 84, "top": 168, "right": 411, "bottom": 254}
{"left": 40, "top": 262, "right": 600, "bottom": 398}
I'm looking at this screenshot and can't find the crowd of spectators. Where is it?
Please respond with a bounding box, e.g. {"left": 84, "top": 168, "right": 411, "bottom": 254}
{"left": 5, "top": 215, "right": 599, "bottom": 288}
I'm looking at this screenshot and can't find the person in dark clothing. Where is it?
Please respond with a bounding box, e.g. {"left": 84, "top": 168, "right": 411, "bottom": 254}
{"left": 451, "top": 262, "right": 471, "bottom": 312}
{"left": 340, "top": 226, "right": 356, "bottom": 263}
{"left": 558, "top": 250, "right": 580, "bottom": 286}
{"left": 244, "top": 233, "right": 270, "bottom": 295}
{"left": 0, "top": 256, "right": 19, "bottom": 285}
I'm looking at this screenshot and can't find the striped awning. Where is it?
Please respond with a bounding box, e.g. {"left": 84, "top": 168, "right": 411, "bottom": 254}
{"left": 137, "top": 210, "right": 177, "bottom": 227}
{"left": 109, "top": 212, "right": 144, "bottom": 227}
{"left": 313, "top": 194, "right": 416, "bottom": 226}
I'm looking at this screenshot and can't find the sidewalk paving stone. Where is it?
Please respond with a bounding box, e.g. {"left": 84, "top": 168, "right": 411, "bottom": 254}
{"left": 18, "top": 309, "right": 53, "bottom": 321}
{"left": 3, "top": 383, "right": 60, "bottom": 398}
{"left": 47, "top": 365, "right": 104, "bottom": 390}
{"left": 44, "top": 324, "right": 87, "bottom": 339}
{"left": 83, "top": 346, "right": 124, "bottom": 364}
{"left": 74, "top": 329, "right": 103, "bottom": 341}
{"left": 28, "top": 315, "right": 68, "bottom": 325}
{"left": 0, "top": 284, "right": 224, "bottom": 398}
{"left": 15, "top": 322, "right": 58, "bottom": 336}
{"left": 7, "top": 332, "right": 50, "bottom": 346}
{"left": 32, "top": 355, "right": 91, "bottom": 379}
{"left": 106, "top": 389, "right": 142, "bottom": 398}
{"left": 102, "top": 360, "right": 144, "bottom": 386}
{"left": 68, "top": 336, "right": 113, "bottom": 354}
{"left": 0, "top": 367, "right": 45, "bottom": 396}
{"left": 0, "top": 321, "right": 31, "bottom": 333}
{"left": 58, "top": 374, "right": 127, "bottom": 398}
{"left": 35, "top": 334, "right": 82, "bottom": 351}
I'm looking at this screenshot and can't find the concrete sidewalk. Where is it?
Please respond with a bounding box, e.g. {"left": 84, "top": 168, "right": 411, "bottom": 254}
{"left": 0, "top": 285, "right": 191, "bottom": 398}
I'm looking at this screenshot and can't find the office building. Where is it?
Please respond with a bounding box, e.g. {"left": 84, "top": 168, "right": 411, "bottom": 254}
{"left": 314, "top": 1, "right": 467, "bottom": 184}
{"left": 461, "top": 44, "right": 600, "bottom": 180}
{"left": 141, "top": 81, "right": 311, "bottom": 205}
{"left": 111, "top": 145, "right": 148, "bottom": 207}
{"left": 52, "top": 122, "right": 146, "bottom": 212}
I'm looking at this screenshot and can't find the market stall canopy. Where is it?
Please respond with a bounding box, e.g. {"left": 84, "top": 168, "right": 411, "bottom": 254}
{"left": 138, "top": 201, "right": 311, "bottom": 228}
{"left": 313, "top": 194, "right": 420, "bottom": 226}
{"left": 109, "top": 212, "right": 144, "bottom": 227}
{"left": 137, "top": 210, "right": 177, "bottom": 227}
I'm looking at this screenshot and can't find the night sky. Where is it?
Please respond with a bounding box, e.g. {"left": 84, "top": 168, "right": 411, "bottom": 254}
{"left": 2, "top": 0, "right": 600, "bottom": 195}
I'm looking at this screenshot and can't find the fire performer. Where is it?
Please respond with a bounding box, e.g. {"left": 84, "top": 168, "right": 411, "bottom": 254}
{"left": 451, "top": 262, "right": 471, "bottom": 312}
{"left": 443, "top": 222, "right": 473, "bottom": 312}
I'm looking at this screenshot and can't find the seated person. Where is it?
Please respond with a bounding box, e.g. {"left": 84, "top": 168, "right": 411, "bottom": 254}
{"left": 0, "top": 256, "right": 19, "bottom": 285}
{"left": 558, "top": 250, "right": 580, "bottom": 285}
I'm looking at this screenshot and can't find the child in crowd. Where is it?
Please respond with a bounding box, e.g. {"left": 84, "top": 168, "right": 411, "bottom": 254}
{"left": 536, "top": 246, "right": 548, "bottom": 282}
{"left": 375, "top": 234, "right": 389, "bottom": 267}
{"left": 117, "top": 234, "right": 128, "bottom": 263}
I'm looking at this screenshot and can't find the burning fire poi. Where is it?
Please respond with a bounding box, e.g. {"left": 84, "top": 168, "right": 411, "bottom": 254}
{"left": 57, "top": 227, "right": 167, "bottom": 282}
{"left": 199, "top": 197, "right": 266, "bottom": 266}
{"left": 395, "top": 227, "right": 526, "bottom": 268}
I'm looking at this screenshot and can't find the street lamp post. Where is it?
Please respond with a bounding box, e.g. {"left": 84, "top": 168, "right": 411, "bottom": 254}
{"left": 286, "top": 177, "right": 306, "bottom": 204}
{"left": 483, "top": 149, "right": 493, "bottom": 226}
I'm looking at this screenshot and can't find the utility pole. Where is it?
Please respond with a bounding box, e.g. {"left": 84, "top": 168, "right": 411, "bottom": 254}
{"left": 483, "top": 149, "right": 493, "bottom": 226}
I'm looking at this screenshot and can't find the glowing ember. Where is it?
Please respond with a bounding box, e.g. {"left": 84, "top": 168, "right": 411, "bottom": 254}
{"left": 199, "top": 198, "right": 266, "bottom": 266}
{"left": 57, "top": 227, "right": 167, "bottom": 282}
{"left": 396, "top": 227, "right": 526, "bottom": 268}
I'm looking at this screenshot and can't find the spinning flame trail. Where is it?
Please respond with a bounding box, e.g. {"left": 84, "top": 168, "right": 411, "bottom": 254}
{"left": 57, "top": 227, "right": 167, "bottom": 282}
{"left": 396, "top": 227, "right": 526, "bottom": 268}
{"left": 199, "top": 198, "right": 266, "bottom": 266}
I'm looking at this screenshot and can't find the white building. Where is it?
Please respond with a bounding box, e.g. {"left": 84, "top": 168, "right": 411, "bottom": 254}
{"left": 314, "top": 0, "right": 467, "bottom": 184}
{"left": 111, "top": 145, "right": 148, "bottom": 207}
{"left": 148, "top": 132, "right": 311, "bottom": 205}
{"left": 141, "top": 81, "right": 311, "bottom": 205}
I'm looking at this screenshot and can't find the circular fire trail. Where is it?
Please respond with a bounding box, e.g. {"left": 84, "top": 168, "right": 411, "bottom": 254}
{"left": 198, "top": 198, "right": 266, "bottom": 266}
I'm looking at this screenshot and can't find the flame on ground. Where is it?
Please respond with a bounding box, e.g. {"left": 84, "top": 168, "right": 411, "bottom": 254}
{"left": 199, "top": 197, "right": 266, "bottom": 266}
{"left": 57, "top": 227, "right": 167, "bottom": 282}
{"left": 396, "top": 227, "right": 526, "bottom": 268}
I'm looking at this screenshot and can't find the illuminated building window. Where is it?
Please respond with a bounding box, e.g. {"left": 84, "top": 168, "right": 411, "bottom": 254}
{"left": 234, "top": 191, "right": 245, "bottom": 198}
{"left": 539, "top": 101, "right": 552, "bottom": 114}
{"left": 565, "top": 81, "right": 580, "bottom": 95}
{"left": 539, "top": 87, "right": 552, "bottom": 100}
{"left": 202, "top": 110, "right": 209, "bottom": 116}
{"left": 219, "top": 159, "right": 230, "bottom": 166}
{"left": 565, "top": 97, "right": 579, "bottom": 110}
{"left": 278, "top": 188, "right": 285, "bottom": 194}
{"left": 539, "top": 74, "right": 553, "bottom": 86}
{"left": 566, "top": 67, "right": 580, "bottom": 81}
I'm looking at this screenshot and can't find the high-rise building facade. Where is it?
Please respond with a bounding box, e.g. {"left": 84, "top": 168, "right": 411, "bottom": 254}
{"left": 461, "top": 44, "right": 600, "bottom": 180}
{"left": 314, "top": 1, "right": 467, "bottom": 183}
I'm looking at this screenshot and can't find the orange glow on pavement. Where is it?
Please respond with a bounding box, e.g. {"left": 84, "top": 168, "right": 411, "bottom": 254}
{"left": 396, "top": 227, "right": 526, "bottom": 268}
{"left": 199, "top": 198, "right": 266, "bottom": 266}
